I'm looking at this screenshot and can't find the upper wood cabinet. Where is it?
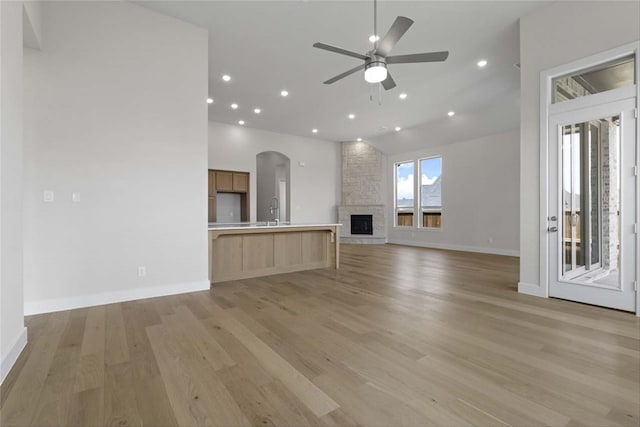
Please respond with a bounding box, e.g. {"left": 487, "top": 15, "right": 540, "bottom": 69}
{"left": 215, "top": 171, "right": 233, "bottom": 192}
{"left": 232, "top": 172, "right": 249, "bottom": 192}
{"left": 208, "top": 169, "right": 250, "bottom": 223}
{"left": 208, "top": 171, "right": 216, "bottom": 197}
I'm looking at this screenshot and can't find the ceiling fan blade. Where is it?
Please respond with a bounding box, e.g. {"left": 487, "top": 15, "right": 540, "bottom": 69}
{"left": 387, "top": 51, "right": 449, "bottom": 64}
{"left": 375, "top": 16, "right": 414, "bottom": 57}
{"left": 324, "top": 64, "right": 366, "bottom": 84}
{"left": 313, "top": 42, "right": 368, "bottom": 60}
{"left": 381, "top": 72, "right": 396, "bottom": 90}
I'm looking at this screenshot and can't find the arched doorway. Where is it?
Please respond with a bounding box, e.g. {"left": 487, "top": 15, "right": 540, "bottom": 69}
{"left": 256, "top": 151, "right": 290, "bottom": 222}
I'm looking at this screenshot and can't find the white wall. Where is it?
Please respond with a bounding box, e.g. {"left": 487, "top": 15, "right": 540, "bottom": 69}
{"left": 0, "top": 0, "right": 27, "bottom": 384}
{"left": 519, "top": 1, "right": 640, "bottom": 294}
{"left": 209, "top": 121, "right": 341, "bottom": 224}
{"left": 387, "top": 130, "right": 520, "bottom": 256}
{"left": 22, "top": 1, "right": 209, "bottom": 314}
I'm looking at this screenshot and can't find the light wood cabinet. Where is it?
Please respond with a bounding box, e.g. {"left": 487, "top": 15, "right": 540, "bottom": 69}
{"left": 208, "top": 171, "right": 216, "bottom": 197}
{"left": 216, "top": 171, "right": 233, "bottom": 192}
{"left": 208, "top": 225, "right": 339, "bottom": 283}
{"left": 208, "top": 169, "right": 250, "bottom": 223}
{"left": 208, "top": 197, "right": 216, "bottom": 223}
{"left": 232, "top": 172, "right": 249, "bottom": 192}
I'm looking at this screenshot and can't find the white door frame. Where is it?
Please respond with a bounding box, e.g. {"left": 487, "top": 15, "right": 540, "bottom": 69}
{"left": 539, "top": 41, "right": 640, "bottom": 316}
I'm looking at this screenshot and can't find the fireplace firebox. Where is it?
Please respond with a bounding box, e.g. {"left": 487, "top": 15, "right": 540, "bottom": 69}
{"left": 351, "top": 214, "right": 373, "bottom": 235}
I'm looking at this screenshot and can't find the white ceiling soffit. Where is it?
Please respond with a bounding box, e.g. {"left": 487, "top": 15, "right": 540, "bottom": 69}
{"left": 135, "top": 1, "right": 548, "bottom": 152}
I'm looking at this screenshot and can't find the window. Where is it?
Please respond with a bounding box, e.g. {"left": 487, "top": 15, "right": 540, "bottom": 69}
{"left": 395, "top": 161, "right": 415, "bottom": 227}
{"left": 552, "top": 54, "right": 635, "bottom": 103}
{"left": 420, "top": 157, "right": 442, "bottom": 228}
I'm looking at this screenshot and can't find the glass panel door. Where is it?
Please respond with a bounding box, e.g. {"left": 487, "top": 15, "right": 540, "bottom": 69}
{"left": 548, "top": 97, "right": 636, "bottom": 312}
{"left": 560, "top": 118, "right": 618, "bottom": 285}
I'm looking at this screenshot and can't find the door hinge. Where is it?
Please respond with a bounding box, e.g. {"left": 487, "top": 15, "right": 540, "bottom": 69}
{"left": 634, "top": 165, "right": 639, "bottom": 177}
{"left": 634, "top": 281, "right": 638, "bottom": 292}
{"left": 635, "top": 108, "right": 639, "bottom": 119}
{"left": 634, "top": 223, "right": 639, "bottom": 234}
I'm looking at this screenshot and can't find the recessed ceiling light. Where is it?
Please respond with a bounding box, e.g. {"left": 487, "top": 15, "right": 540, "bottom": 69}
{"left": 222, "top": 74, "right": 231, "bottom": 82}
{"left": 448, "top": 111, "right": 455, "bottom": 117}
{"left": 238, "top": 120, "right": 245, "bottom": 125}
{"left": 348, "top": 113, "right": 355, "bottom": 119}
{"left": 356, "top": 138, "right": 362, "bottom": 142}
{"left": 477, "top": 59, "right": 488, "bottom": 68}
{"left": 206, "top": 98, "right": 213, "bottom": 104}
{"left": 369, "top": 34, "right": 380, "bottom": 43}
{"left": 395, "top": 126, "right": 402, "bottom": 132}
{"left": 254, "top": 108, "right": 261, "bottom": 114}
{"left": 399, "top": 93, "right": 408, "bottom": 100}
{"left": 231, "top": 103, "right": 238, "bottom": 109}
{"left": 280, "top": 90, "right": 289, "bottom": 97}
{"left": 312, "top": 128, "right": 318, "bottom": 133}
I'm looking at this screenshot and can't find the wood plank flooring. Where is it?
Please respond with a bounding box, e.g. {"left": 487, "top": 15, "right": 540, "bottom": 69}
{"left": 1, "top": 244, "right": 639, "bottom": 426}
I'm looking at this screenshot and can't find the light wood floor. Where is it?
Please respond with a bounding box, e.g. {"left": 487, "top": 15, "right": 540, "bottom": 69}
{"left": 1, "top": 244, "right": 639, "bottom": 426}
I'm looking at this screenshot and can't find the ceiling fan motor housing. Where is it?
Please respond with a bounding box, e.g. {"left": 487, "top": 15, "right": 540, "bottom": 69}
{"left": 365, "top": 54, "right": 387, "bottom": 69}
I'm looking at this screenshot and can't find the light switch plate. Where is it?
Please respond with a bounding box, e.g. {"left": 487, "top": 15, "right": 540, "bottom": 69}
{"left": 72, "top": 192, "right": 81, "bottom": 202}
{"left": 43, "top": 190, "right": 54, "bottom": 202}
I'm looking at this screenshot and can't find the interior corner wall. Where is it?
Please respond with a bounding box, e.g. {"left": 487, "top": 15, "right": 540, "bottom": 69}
{"left": 386, "top": 129, "right": 520, "bottom": 256}
{"left": 22, "top": 1, "right": 209, "bottom": 314}
{"left": 22, "top": 0, "right": 42, "bottom": 49}
{"left": 519, "top": 1, "right": 640, "bottom": 294}
{"left": 208, "top": 121, "right": 341, "bottom": 224}
{"left": 1, "top": 0, "right": 27, "bottom": 384}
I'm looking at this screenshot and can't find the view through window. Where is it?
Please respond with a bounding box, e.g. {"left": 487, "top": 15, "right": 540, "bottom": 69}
{"left": 395, "top": 161, "right": 414, "bottom": 226}
{"left": 395, "top": 157, "right": 443, "bottom": 228}
{"left": 420, "top": 157, "right": 442, "bottom": 228}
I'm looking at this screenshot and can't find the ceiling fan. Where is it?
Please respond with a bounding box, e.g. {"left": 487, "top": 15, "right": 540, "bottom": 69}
{"left": 313, "top": 0, "right": 449, "bottom": 90}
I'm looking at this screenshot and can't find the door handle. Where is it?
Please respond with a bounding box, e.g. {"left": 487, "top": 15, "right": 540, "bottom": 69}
{"left": 548, "top": 226, "right": 558, "bottom": 232}
{"left": 548, "top": 216, "right": 557, "bottom": 222}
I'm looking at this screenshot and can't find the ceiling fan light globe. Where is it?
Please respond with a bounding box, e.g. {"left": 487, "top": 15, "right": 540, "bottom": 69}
{"left": 364, "top": 63, "right": 388, "bottom": 83}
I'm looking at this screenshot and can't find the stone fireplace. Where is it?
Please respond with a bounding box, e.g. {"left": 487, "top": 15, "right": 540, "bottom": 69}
{"left": 338, "top": 141, "right": 386, "bottom": 244}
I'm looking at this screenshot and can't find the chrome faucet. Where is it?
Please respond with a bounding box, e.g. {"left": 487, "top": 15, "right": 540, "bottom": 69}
{"left": 269, "top": 197, "right": 279, "bottom": 221}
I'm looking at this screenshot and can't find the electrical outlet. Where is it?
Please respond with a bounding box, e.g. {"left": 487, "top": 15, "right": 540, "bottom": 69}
{"left": 43, "top": 190, "right": 54, "bottom": 202}
{"left": 137, "top": 266, "right": 146, "bottom": 277}
{"left": 488, "top": 237, "right": 494, "bottom": 244}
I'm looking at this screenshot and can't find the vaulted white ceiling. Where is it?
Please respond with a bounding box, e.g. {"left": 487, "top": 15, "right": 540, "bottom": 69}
{"left": 136, "top": 1, "right": 548, "bottom": 153}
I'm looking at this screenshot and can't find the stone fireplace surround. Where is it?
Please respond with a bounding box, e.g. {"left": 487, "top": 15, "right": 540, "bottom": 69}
{"left": 339, "top": 142, "right": 386, "bottom": 244}
{"left": 338, "top": 205, "right": 386, "bottom": 244}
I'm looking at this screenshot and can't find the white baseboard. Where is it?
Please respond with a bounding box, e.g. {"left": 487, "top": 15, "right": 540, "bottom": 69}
{"left": 518, "top": 281, "right": 547, "bottom": 298}
{"left": 387, "top": 239, "right": 520, "bottom": 257}
{"left": 24, "top": 280, "right": 210, "bottom": 316}
{"left": 1, "top": 327, "right": 28, "bottom": 385}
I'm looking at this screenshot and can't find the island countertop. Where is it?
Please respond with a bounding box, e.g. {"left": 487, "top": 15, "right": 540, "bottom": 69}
{"left": 208, "top": 222, "right": 342, "bottom": 231}
{"left": 208, "top": 223, "right": 341, "bottom": 283}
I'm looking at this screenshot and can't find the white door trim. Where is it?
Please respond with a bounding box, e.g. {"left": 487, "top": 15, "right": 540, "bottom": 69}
{"left": 538, "top": 40, "right": 640, "bottom": 316}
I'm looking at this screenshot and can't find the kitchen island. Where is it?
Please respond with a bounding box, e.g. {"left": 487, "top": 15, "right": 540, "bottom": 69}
{"left": 208, "top": 223, "right": 341, "bottom": 283}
